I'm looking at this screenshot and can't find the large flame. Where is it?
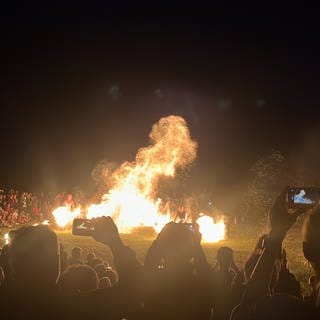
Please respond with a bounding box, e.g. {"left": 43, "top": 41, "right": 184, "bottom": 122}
{"left": 52, "top": 206, "right": 81, "bottom": 228}
{"left": 196, "top": 215, "right": 225, "bottom": 243}
{"left": 51, "top": 115, "right": 226, "bottom": 243}
{"left": 87, "top": 115, "right": 197, "bottom": 233}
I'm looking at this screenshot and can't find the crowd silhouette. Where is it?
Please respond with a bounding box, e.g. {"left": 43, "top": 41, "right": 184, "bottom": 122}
{"left": 0, "top": 187, "right": 320, "bottom": 319}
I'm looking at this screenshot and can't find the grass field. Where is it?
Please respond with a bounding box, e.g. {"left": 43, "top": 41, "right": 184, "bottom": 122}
{"left": 0, "top": 223, "right": 313, "bottom": 294}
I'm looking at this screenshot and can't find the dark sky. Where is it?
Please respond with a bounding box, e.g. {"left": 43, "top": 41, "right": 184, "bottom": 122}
{"left": 1, "top": 2, "right": 320, "bottom": 193}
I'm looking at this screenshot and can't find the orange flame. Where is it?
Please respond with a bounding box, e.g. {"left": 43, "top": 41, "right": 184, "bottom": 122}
{"left": 52, "top": 206, "right": 81, "bottom": 228}
{"left": 196, "top": 215, "right": 225, "bottom": 243}
{"left": 86, "top": 115, "right": 197, "bottom": 233}
{"left": 51, "top": 115, "right": 225, "bottom": 243}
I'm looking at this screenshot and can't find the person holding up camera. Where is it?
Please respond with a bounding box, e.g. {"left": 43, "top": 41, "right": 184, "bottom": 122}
{"left": 143, "top": 221, "right": 212, "bottom": 320}
{"left": 230, "top": 188, "right": 315, "bottom": 320}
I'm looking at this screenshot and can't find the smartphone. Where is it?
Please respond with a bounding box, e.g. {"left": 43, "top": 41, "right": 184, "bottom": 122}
{"left": 183, "top": 223, "right": 195, "bottom": 233}
{"left": 287, "top": 187, "right": 320, "bottom": 207}
{"left": 72, "top": 218, "right": 94, "bottom": 236}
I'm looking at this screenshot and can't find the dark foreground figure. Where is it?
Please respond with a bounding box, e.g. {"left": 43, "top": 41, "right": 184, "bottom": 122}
{"left": 0, "top": 188, "right": 320, "bottom": 319}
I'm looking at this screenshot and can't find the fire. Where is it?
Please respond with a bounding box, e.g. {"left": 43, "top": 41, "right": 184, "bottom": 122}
{"left": 86, "top": 115, "right": 197, "bottom": 233}
{"left": 87, "top": 198, "right": 170, "bottom": 234}
{"left": 52, "top": 206, "right": 81, "bottom": 228}
{"left": 51, "top": 115, "right": 225, "bottom": 243}
{"left": 196, "top": 215, "right": 225, "bottom": 243}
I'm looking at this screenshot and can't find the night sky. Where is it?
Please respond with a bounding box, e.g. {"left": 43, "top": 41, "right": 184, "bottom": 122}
{"left": 1, "top": 2, "right": 320, "bottom": 195}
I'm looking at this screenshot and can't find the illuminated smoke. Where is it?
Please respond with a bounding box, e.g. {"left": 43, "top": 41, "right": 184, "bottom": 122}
{"left": 87, "top": 115, "right": 197, "bottom": 232}
{"left": 52, "top": 114, "right": 225, "bottom": 242}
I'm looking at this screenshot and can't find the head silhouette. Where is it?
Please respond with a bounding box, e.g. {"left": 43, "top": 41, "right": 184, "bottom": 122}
{"left": 86, "top": 252, "right": 95, "bottom": 266}
{"left": 71, "top": 247, "right": 82, "bottom": 259}
{"left": 303, "top": 208, "right": 320, "bottom": 267}
{"left": 216, "top": 247, "right": 233, "bottom": 271}
{"left": 159, "top": 223, "right": 195, "bottom": 272}
{"left": 59, "top": 264, "right": 98, "bottom": 295}
{"left": 9, "top": 225, "right": 60, "bottom": 289}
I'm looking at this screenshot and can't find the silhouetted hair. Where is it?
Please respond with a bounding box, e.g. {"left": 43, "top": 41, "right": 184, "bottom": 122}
{"left": 303, "top": 209, "right": 320, "bottom": 263}
{"left": 86, "top": 252, "right": 95, "bottom": 266}
{"left": 94, "top": 263, "right": 107, "bottom": 278}
{"left": 10, "top": 225, "right": 60, "bottom": 286}
{"left": 71, "top": 246, "right": 82, "bottom": 259}
{"left": 217, "top": 247, "right": 233, "bottom": 263}
{"left": 59, "top": 264, "right": 98, "bottom": 295}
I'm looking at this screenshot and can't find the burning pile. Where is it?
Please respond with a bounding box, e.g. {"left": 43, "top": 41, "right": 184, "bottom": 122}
{"left": 87, "top": 115, "right": 197, "bottom": 232}
{"left": 52, "top": 115, "right": 225, "bottom": 242}
{"left": 52, "top": 206, "right": 81, "bottom": 229}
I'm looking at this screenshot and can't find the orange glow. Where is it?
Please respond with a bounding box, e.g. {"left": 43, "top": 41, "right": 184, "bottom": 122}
{"left": 196, "top": 215, "right": 225, "bottom": 243}
{"left": 4, "top": 233, "right": 9, "bottom": 245}
{"left": 86, "top": 115, "right": 196, "bottom": 233}
{"left": 51, "top": 115, "right": 226, "bottom": 242}
{"left": 52, "top": 206, "right": 81, "bottom": 228}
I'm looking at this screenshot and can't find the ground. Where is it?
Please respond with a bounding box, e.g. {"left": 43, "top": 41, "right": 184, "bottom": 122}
{"left": 0, "top": 222, "right": 313, "bottom": 294}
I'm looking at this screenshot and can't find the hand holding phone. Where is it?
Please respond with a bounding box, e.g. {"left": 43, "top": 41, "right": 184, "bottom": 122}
{"left": 287, "top": 187, "right": 320, "bottom": 208}
{"left": 73, "top": 216, "right": 122, "bottom": 248}
{"left": 183, "top": 223, "right": 195, "bottom": 233}
{"left": 91, "top": 216, "right": 121, "bottom": 247}
{"left": 270, "top": 188, "right": 307, "bottom": 240}
{"left": 72, "top": 219, "right": 94, "bottom": 236}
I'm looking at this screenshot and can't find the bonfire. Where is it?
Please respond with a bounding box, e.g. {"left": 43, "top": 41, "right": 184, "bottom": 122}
{"left": 52, "top": 115, "right": 225, "bottom": 243}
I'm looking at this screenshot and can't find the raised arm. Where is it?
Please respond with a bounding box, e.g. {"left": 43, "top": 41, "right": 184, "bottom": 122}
{"left": 232, "top": 188, "right": 305, "bottom": 319}
{"left": 92, "top": 217, "right": 142, "bottom": 284}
